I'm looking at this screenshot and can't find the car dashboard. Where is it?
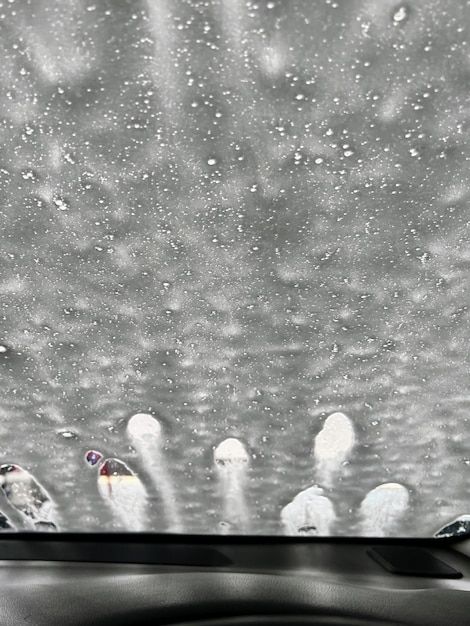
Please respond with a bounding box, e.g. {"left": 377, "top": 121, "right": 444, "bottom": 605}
{"left": 0, "top": 534, "right": 469, "bottom": 626}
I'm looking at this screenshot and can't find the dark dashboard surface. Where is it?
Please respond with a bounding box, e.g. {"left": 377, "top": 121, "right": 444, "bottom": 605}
{"left": 0, "top": 534, "right": 469, "bottom": 626}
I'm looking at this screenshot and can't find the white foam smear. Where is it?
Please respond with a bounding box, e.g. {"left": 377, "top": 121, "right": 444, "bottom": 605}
{"left": 313, "top": 412, "right": 355, "bottom": 487}
{"left": 359, "top": 483, "right": 410, "bottom": 536}
{"left": 126, "top": 413, "right": 182, "bottom": 532}
{"left": 0, "top": 464, "right": 58, "bottom": 530}
{"left": 281, "top": 486, "right": 336, "bottom": 536}
{"left": 146, "top": 0, "right": 184, "bottom": 144}
{"left": 214, "top": 438, "right": 250, "bottom": 533}
{"left": 96, "top": 457, "right": 148, "bottom": 532}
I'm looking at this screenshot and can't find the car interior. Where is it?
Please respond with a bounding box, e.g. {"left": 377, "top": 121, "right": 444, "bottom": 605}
{"left": 0, "top": 0, "right": 469, "bottom": 624}
{"left": 0, "top": 532, "right": 469, "bottom": 625}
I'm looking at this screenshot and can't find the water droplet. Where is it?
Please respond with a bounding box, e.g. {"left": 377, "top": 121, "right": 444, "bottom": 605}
{"left": 392, "top": 5, "right": 409, "bottom": 23}
{"left": 59, "top": 430, "right": 78, "bottom": 440}
{"left": 21, "top": 169, "right": 37, "bottom": 181}
{"left": 64, "top": 153, "right": 76, "bottom": 165}
{"left": 53, "top": 196, "right": 69, "bottom": 211}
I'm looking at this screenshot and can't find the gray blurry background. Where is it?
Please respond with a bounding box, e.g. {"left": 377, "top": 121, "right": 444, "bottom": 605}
{"left": 0, "top": 0, "right": 469, "bottom": 535}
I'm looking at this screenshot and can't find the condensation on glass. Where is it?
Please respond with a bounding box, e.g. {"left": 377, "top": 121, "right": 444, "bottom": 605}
{"left": 0, "top": 0, "right": 468, "bottom": 537}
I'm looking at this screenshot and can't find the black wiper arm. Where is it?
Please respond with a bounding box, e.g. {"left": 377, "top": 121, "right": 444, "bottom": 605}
{"left": 434, "top": 515, "right": 470, "bottom": 538}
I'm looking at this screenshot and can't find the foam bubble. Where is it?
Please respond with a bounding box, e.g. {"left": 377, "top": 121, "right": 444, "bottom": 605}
{"left": 359, "top": 483, "right": 410, "bottom": 536}
{"left": 214, "top": 438, "right": 250, "bottom": 465}
{"left": 313, "top": 412, "right": 355, "bottom": 487}
{"left": 281, "top": 486, "right": 336, "bottom": 536}
{"left": 127, "top": 413, "right": 163, "bottom": 440}
{"left": 214, "top": 438, "right": 250, "bottom": 533}
{"left": 97, "top": 457, "right": 148, "bottom": 531}
{"left": 126, "top": 413, "right": 181, "bottom": 532}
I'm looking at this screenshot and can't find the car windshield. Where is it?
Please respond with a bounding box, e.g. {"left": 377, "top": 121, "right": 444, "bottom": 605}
{"left": 0, "top": 0, "right": 468, "bottom": 538}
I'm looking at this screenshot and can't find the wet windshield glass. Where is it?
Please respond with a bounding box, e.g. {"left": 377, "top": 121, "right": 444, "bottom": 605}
{"left": 0, "top": 0, "right": 468, "bottom": 536}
